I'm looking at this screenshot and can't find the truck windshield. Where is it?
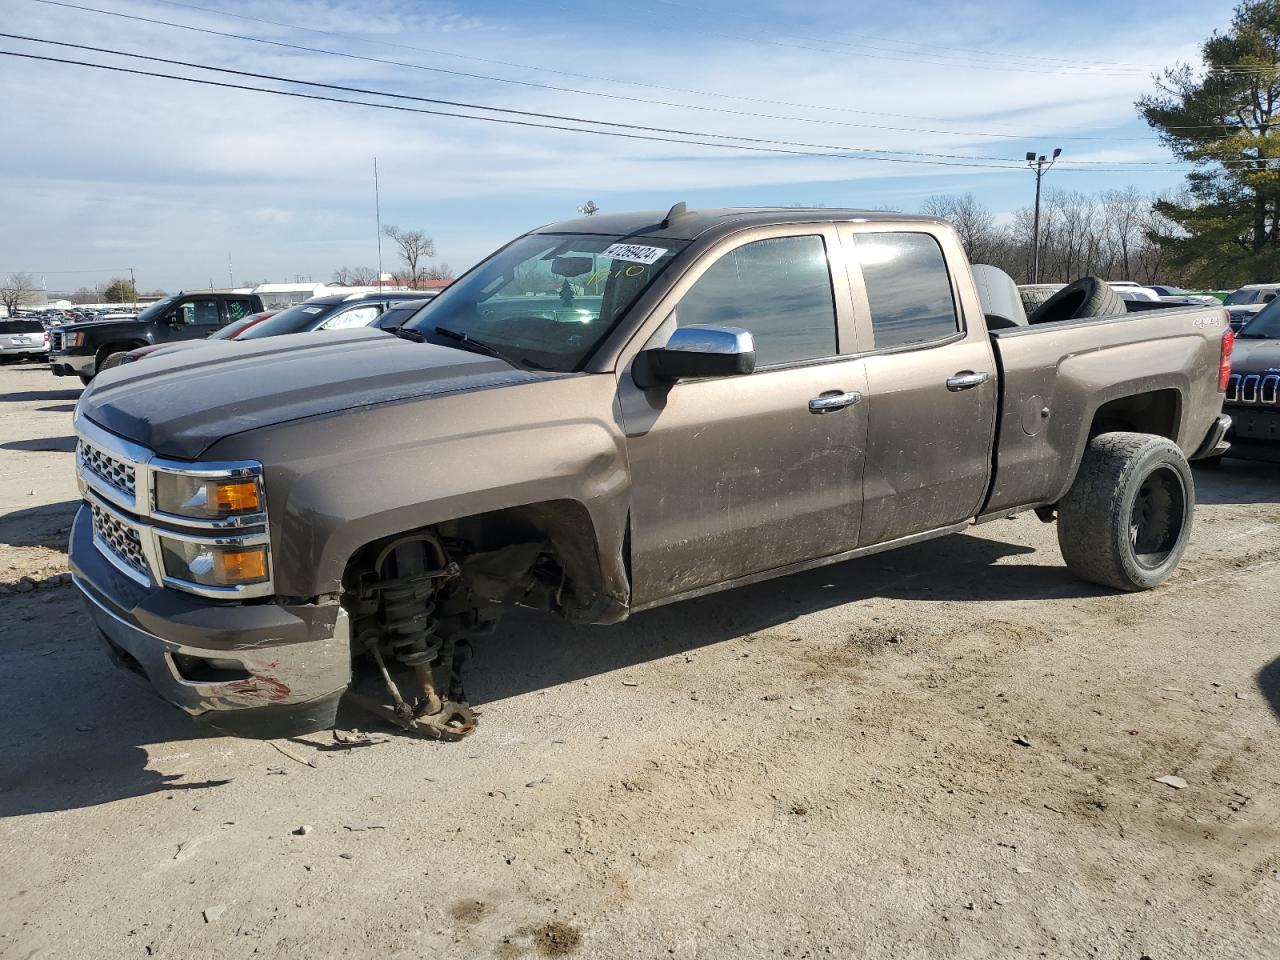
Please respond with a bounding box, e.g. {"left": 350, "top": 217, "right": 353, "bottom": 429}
{"left": 135, "top": 296, "right": 178, "bottom": 322}
{"left": 404, "top": 233, "right": 689, "bottom": 372}
{"left": 1238, "top": 300, "right": 1280, "bottom": 338}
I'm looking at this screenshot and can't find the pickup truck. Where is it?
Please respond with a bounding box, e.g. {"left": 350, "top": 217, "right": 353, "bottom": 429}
{"left": 68, "top": 206, "right": 1233, "bottom": 740}
{"left": 50, "top": 291, "right": 264, "bottom": 383}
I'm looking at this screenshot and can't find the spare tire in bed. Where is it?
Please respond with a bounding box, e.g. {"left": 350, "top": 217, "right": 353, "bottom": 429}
{"left": 1027, "top": 277, "right": 1126, "bottom": 325}
{"left": 1018, "top": 284, "right": 1062, "bottom": 315}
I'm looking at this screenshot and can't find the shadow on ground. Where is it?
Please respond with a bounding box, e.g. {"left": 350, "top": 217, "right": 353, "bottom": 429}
{"left": 0, "top": 499, "right": 79, "bottom": 549}
{"left": 1, "top": 529, "right": 1091, "bottom": 814}
{"left": 462, "top": 530, "right": 1106, "bottom": 709}
{"left": 0, "top": 388, "right": 81, "bottom": 403}
{"left": 2, "top": 436, "right": 76, "bottom": 453}
{"left": 1196, "top": 458, "right": 1280, "bottom": 506}
{"left": 0, "top": 591, "right": 231, "bottom": 818}
{"left": 1258, "top": 657, "right": 1280, "bottom": 725}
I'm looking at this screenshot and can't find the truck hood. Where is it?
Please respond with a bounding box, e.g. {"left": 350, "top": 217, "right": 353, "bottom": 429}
{"left": 1231, "top": 338, "right": 1280, "bottom": 374}
{"left": 79, "top": 329, "right": 545, "bottom": 458}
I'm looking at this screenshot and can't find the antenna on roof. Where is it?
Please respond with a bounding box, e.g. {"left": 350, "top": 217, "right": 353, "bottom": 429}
{"left": 661, "top": 201, "right": 688, "bottom": 228}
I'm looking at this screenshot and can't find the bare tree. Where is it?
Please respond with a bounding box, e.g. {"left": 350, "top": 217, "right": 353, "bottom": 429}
{"left": 921, "top": 193, "right": 1005, "bottom": 264}
{"left": 382, "top": 225, "right": 436, "bottom": 286}
{"left": 577, "top": 200, "right": 600, "bottom": 217}
{"left": 422, "top": 263, "right": 454, "bottom": 281}
{"left": 0, "top": 272, "right": 39, "bottom": 317}
{"left": 332, "top": 265, "right": 380, "bottom": 285}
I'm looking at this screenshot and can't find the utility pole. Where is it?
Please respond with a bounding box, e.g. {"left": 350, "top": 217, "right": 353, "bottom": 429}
{"left": 228, "top": 252, "right": 234, "bottom": 290}
{"left": 1026, "top": 148, "right": 1061, "bottom": 284}
{"left": 374, "top": 156, "right": 384, "bottom": 304}
{"left": 128, "top": 266, "right": 137, "bottom": 308}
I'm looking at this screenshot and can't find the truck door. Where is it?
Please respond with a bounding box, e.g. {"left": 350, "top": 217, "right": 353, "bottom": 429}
{"left": 165, "top": 296, "right": 223, "bottom": 341}
{"left": 837, "top": 227, "right": 997, "bottom": 546}
{"left": 620, "top": 230, "right": 868, "bottom": 606}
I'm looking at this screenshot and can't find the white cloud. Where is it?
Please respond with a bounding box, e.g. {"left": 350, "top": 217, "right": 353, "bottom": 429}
{"left": 0, "top": 0, "right": 1228, "bottom": 286}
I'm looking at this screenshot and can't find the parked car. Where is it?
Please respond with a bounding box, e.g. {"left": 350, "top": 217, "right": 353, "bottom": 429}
{"left": 69, "top": 206, "right": 1232, "bottom": 739}
{"left": 113, "top": 310, "right": 278, "bottom": 367}
{"left": 1216, "top": 302, "right": 1280, "bottom": 463}
{"left": 107, "top": 294, "right": 428, "bottom": 371}
{"left": 0, "top": 319, "right": 49, "bottom": 362}
{"left": 1223, "top": 282, "right": 1280, "bottom": 330}
{"left": 49, "top": 291, "right": 265, "bottom": 384}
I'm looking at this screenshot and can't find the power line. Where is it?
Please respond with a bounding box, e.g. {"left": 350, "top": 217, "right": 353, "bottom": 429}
{"left": 0, "top": 48, "right": 1239, "bottom": 174}
{"left": 5, "top": 32, "right": 1266, "bottom": 171}
{"left": 20, "top": 0, "right": 1172, "bottom": 142}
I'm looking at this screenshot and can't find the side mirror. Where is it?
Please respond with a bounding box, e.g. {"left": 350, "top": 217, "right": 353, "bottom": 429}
{"left": 639, "top": 325, "right": 756, "bottom": 385}
{"left": 551, "top": 256, "right": 593, "bottom": 278}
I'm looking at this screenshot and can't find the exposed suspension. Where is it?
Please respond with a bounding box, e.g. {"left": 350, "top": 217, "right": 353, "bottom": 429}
{"left": 345, "top": 533, "right": 477, "bottom": 740}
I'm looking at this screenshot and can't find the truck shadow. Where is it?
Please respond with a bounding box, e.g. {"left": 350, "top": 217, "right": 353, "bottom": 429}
{"left": 0, "top": 596, "right": 232, "bottom": 818}
{"left": 0, "top": 499, "right": 79, "bottom": 549}
{"left": 1, "top": 436, "right": 77, "bottom": 453}
{"left": 465, "top": 530, "right": 1106, "bottom": 709}
{"left": 1259, "top": 657, "right": 1280, "bottom": 724}
{"left": 0, "top": 388, "right": 81, "bottom": 403}
{"left": 1195, "top": 459, "right": 1280, "bottom": 505}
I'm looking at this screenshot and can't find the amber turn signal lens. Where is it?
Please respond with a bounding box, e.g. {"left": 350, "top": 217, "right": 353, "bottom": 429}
{"left": 213, "top": 479, "right": 261, "bottom": 513}
{"left": 213, "top": 546, "right": 269, "bottom": 583}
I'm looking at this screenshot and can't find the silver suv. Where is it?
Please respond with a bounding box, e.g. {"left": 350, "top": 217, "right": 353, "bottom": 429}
{"left": 0, "top": 319, "right": 49, "bottom": 363}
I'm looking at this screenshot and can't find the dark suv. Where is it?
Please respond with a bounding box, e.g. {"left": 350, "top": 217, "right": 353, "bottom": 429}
{"left": 49, "top": 291, "right": 264, "bottom": 384}
{"left": 1221, "top": 303, "right": 1280, "bottom": 462}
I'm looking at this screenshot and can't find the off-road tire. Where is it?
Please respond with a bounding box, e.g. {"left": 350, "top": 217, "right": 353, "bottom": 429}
{"left": 1057, "top": 432, "right": 1194, "bottom": 592}
{"left": 1028, "top": 276, "right": 1127, "bottom": 325}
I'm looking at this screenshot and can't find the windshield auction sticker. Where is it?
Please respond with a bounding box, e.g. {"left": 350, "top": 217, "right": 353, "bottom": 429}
{"left": 602, "top": 243, "right": 668, "bottom": 265}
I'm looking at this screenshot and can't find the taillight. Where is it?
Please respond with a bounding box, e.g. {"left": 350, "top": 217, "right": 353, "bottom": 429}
{"left": 1219, "top": 326, "right": 1234, "bottom": 392}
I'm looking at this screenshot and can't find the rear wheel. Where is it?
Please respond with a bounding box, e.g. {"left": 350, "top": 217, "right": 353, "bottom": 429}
{"left": 1057, "top": 432, "right": 1194, "bottom": 591}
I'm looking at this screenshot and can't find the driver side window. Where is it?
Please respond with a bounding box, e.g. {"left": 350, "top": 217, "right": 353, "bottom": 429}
{"left": 169, "top": 299, "right": 220, "bottom": 326}
{"left": 673, "top": 235, "right": 837, "bottom": 367}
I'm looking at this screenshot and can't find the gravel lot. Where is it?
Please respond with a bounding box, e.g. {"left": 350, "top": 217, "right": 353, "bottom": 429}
{"left": 1, "top": 360, "right": 1278, "bottom": 960}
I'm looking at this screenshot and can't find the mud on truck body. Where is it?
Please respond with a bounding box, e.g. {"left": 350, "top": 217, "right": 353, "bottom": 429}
{"left": 69, "top": 206, "right": 1234, "bottom": 739}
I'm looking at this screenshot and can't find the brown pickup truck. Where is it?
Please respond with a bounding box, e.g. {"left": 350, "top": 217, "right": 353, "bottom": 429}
{"left": 68, "top": 206, "right": 1233, "bottom": 739}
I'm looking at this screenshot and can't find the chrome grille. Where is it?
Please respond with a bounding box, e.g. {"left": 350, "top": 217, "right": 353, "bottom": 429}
{"left": 90, "top": 502, "right": 149, "bottom": 579}
{"left": 49, "top": 329, "right": 64, "bottom": 352}
{"left": 1227, "top": 373, "right": 1280, "bottom": 406}
{"left": 79, "top": 440, "right": 136, "bottom": 499}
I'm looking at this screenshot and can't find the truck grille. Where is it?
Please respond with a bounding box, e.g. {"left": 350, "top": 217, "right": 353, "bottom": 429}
{"left": 1226, "top": 373, "right": 1280, "bottom": 406}
{"left": 49, "top": 329, "right": 63, "bottom": 352}
{"left": 90, "top": 501, "right": 150, "bottom": 580}
{"left": 78, "top": 439, "right": 137, "bottom": 500}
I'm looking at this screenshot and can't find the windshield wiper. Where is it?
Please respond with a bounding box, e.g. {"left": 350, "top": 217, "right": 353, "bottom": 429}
{"left": 386, "top": 326, "right": 425, "bottom": 342}
{"left": 432, "top": 326, "right": 524, "bottom": 368}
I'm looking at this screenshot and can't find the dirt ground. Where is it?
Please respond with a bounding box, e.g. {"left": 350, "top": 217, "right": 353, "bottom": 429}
{"left": 1, "top": 359, "right": 1278, "bottom": 960}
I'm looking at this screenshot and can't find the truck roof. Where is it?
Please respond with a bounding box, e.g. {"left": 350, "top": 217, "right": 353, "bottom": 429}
{"left": 537, "top": 206, "right": 942, "bottom": 243}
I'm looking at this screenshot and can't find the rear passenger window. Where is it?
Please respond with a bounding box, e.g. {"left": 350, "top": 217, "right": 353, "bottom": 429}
{"left": 854, "top": 233, "right": 959, "bottom": 349}
{"left": 675, "top": 235, "right": 837, "bottom": 366}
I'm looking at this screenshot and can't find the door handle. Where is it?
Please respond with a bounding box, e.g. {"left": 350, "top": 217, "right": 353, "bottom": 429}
{"left": 946, "top": 371, "right": 990, "bottom": 391}
{"left": 809, "top": 391, "right": 862, "bottom": 413}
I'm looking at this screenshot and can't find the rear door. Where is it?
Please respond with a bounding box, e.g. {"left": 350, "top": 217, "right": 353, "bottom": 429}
{"left": 222, "top": 296, "right": 256, "bottom": 326}
{"left": 619, "top": 228, "right": 869, "bottom": 605}
{"left": 837, "top": 226, "right": 998, "bottom": 545}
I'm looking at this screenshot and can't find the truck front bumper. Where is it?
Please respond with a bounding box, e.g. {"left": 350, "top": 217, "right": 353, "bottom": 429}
{"left": 1223, "top": 405, "right": 1280, "bottom": 462}
{"left": 50, "top": 352, "right": 95, "bottom": 378}
{"left": 70, "top": 505, "right": 351, "bottom": 738}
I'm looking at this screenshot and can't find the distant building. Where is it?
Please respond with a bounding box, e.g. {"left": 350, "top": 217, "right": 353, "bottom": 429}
{"left": 249, "top": 282, "right": 332, "bottom": 310}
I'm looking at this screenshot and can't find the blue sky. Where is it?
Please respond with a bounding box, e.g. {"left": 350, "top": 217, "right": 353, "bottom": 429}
{"left": 0, "top": 0, "right": 1237, "bottom": 290}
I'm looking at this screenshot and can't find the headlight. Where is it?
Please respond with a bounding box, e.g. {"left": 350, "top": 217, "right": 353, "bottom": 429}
{"left": 153, "top": 468, "right": 263, "bottom": 520}
{"left": 68, "top": 331, "right": 85, "bottom": 348}
{"left": 158, "top": 537, "right": 270, "bottom": 588}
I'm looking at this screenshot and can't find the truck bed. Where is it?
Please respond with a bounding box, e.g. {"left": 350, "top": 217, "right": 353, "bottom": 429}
{"left": 982, "top": 305, "right": 1229, "bottom": 516}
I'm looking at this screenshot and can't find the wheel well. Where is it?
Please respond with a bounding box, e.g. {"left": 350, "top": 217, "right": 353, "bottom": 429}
{"left": 1089, "top": 389, "right": 1181, "bottom": 441}
{"left": 96, "top": 340, "right": 146, "bottom": 365}
{"left": 343, "top": 499, "right": 605, "bottom": 620}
